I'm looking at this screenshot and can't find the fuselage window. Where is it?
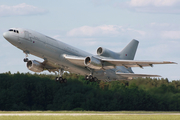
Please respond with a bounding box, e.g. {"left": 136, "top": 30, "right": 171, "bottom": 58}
{"left": 9, "top": 29, "right": 13, "bottom": 31}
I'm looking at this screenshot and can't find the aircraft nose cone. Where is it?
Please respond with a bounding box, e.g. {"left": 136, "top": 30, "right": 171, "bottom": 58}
{"left": 3, "top": 32, "right": 9, "bottom": 39}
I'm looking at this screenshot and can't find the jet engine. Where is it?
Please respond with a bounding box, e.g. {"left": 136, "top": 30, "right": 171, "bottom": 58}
{"left": 97, "top": 47, "right": 119, "bottom": 58}
{"left": 84, "top": 56, "right": 102, "bottom": 69}
{"left": 26, "top": 60, "right": 44, "bottom": 72}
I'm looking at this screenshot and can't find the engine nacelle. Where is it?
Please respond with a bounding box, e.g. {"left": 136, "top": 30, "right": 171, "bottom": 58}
{"left": 97, "top": 47, "right": 119, "bottom": 59}
{"left": 85, "top": 56, "right": 102, "bottom": 69}
{"left": 26, "top": 60, "right": 44, "bottom": 72}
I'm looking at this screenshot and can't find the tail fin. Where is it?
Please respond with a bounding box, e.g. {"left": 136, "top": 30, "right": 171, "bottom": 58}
{"left": 119, "top": 39, "right": 139, "bottom": 60}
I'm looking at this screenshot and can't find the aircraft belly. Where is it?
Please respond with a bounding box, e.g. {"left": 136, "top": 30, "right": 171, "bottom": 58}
{"left": 92, "top": 69, "right": 119, "bottom": 81}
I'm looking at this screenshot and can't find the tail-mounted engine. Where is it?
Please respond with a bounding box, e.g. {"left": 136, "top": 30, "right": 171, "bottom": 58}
{"left": 84, "top": 47, "right": 120, "bottom": 70}
{"left": 26, "top": 60, "right": 44, "bottom": 72}
{"left": 97, "top": 47, "right": 119, "bottom": 59}
{"left": 85, "top": 56, "right": 102, "bottom": 69}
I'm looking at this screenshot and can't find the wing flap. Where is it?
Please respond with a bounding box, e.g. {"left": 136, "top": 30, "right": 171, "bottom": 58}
{"left": 102, "top": 59, "right": 177, "bottom": 68}
{"left": 116, "top": 72, "right": 161, "bottom": 78}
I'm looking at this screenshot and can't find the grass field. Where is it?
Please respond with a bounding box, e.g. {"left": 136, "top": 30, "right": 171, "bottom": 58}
{"left": 1, "top": 115, "right": 180, "bottom": 120}
{"left": 0, "top": 111, "right": 180, "bottom": 120}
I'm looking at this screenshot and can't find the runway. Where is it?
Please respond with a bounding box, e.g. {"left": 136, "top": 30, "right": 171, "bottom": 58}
{"left": 0, "top": 113, "right": 180, "bottom": 116}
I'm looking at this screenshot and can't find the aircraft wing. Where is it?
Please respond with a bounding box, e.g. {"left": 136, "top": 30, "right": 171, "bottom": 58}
{"left": 64, "top": 54, "right": 177, "bottom": 69}
{"left": 64, "top": 54, "right": 85, "bottom": 67}
{"left": 41, "top": 60, "right": 58, "bottom": 72}
{"left": 101, "top": 59, "right": 177, "bottom": 68}
{"left": 116, "top": 72, "right": 161, "bottom": 77}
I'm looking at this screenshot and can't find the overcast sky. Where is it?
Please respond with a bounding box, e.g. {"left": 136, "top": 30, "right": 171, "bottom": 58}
{"left": 0, "top": 0, "right": 179, "bottom": 81}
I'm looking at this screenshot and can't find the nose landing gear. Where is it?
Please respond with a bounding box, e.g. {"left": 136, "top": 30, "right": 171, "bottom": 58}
{"left": 24, "top": 58, "right": 29, "bottom": 62}
{"left": 23, "top": 51, "right": 29, "bottom": 62}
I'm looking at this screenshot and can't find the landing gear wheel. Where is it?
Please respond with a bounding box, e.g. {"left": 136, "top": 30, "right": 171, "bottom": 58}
{"left": 89, "top": 75, "right": 93, "bottom": 80}
{"left": 55, "top": 77, "right": 67, "bottom": 83}
{"left": 59, "top": 77, "right": 64, "bottom": 83}
{"left": 63, "top": 78, "right": 67, "bottom": 83}
{"left": 55, "top": 69, "right": 68, "bottom": 83}
{"left": 55, "top": 77, "right": 58, "bottom": 82}
{"left": 85, "top": 75, "right": 89, "bottom": 80}
{"left": 23, "top": 58, "right": 28, "bottom": 62}
{"left": 89, "top": 75, "right": 93, "bottom": 82}
{"left": 85, "top": 75, "right": 98, "bottom": 82}
{"left": 93, "top": 77, "right": 98, "bottom": 82}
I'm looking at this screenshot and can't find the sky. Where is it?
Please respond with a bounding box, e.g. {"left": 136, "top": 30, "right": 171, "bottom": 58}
{"left": 0, "top": 0, "right": 179, "bottom": 81}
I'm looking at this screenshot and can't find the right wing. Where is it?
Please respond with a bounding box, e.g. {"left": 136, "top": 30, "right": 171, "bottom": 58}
{"left": 101, "top": 58, "right": 177, "bottom": 68}
{"left": 64, "top": 54, "right": 177, "bottom": 69}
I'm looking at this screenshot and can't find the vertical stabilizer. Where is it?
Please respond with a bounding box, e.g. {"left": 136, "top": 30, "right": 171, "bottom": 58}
{"left": 119, "top": 39, "right": 139, "bottom": 60}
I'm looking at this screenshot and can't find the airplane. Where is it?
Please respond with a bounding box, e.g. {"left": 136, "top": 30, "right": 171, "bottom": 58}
{"left": 3, "top": 28, "right": 177, "bottom": 83}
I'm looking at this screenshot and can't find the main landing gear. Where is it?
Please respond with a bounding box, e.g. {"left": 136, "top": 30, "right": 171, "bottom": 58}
{"left": 85, "top": 75, "right": 98, "bottom": 82}
{"left": 55, "top": 77, "right": 67, "bottom": 83}
{"left": 55, "top": 69, "right": 67, "bottom": 83}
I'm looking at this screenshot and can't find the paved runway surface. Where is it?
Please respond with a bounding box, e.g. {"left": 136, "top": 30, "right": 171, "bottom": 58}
{"left": 0, "top": 113, "right": 180, "bottom": 116}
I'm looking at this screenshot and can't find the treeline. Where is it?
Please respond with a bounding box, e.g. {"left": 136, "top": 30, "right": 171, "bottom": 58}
{"left": 0, "top": 72, "right": 180, "bottom": 111}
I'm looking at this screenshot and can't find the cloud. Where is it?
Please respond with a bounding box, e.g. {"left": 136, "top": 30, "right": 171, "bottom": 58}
{"left": 67, "top": 25, "right": 146, "bottom": 38}
{"left": 137, "top": 40, "right": 180, "bottom": 61}
{"left": 148, "top": 23, "right": 180, "bottom": 39}
{"left": 0, "top": 3, "right": 47, "bottom": 17}
{"left": 65, "top": 24, "right": 180, "bottom": 65}
{"left": 161, "top": 31, "right": 180, "bottom": 39}
{"left": 67, "top": 25, "right": 121, "bottom": 37}
{"left": 126, "top": 0, "right": 180, "bottom": 13}
{"left": 91, "top": 0, "right": 117, "bottom": 6}
{"left": 52, "top": 23, "right": 180, "bottom": 60}
{"left": 90, "top": 0, "right": 180, "bottom": 14}
{"left": 129, "top": 0, "right": 179, "bottom": 7}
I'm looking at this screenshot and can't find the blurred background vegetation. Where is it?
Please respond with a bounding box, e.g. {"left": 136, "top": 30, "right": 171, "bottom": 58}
{"left": 0, "top": 72, "right": 180, "bottom": 111}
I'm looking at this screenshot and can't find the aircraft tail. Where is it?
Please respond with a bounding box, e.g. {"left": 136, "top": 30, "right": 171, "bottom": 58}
{"left": 119, "top": 39, "right": 139, "bottom": 60}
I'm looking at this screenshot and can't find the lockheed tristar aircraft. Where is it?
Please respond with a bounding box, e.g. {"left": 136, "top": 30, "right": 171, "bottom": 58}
{"left": 3, "top": 28, "right": 177, "bottom": 83}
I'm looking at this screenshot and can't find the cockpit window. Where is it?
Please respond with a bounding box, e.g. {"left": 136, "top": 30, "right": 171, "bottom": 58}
{"left": 8, "top": 29, "right": 19, "bottom": 33}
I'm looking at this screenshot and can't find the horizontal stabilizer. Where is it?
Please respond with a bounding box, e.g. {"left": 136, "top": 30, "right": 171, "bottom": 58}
{"left": 116, "top": 72, "right": 161, "bottom": 78}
